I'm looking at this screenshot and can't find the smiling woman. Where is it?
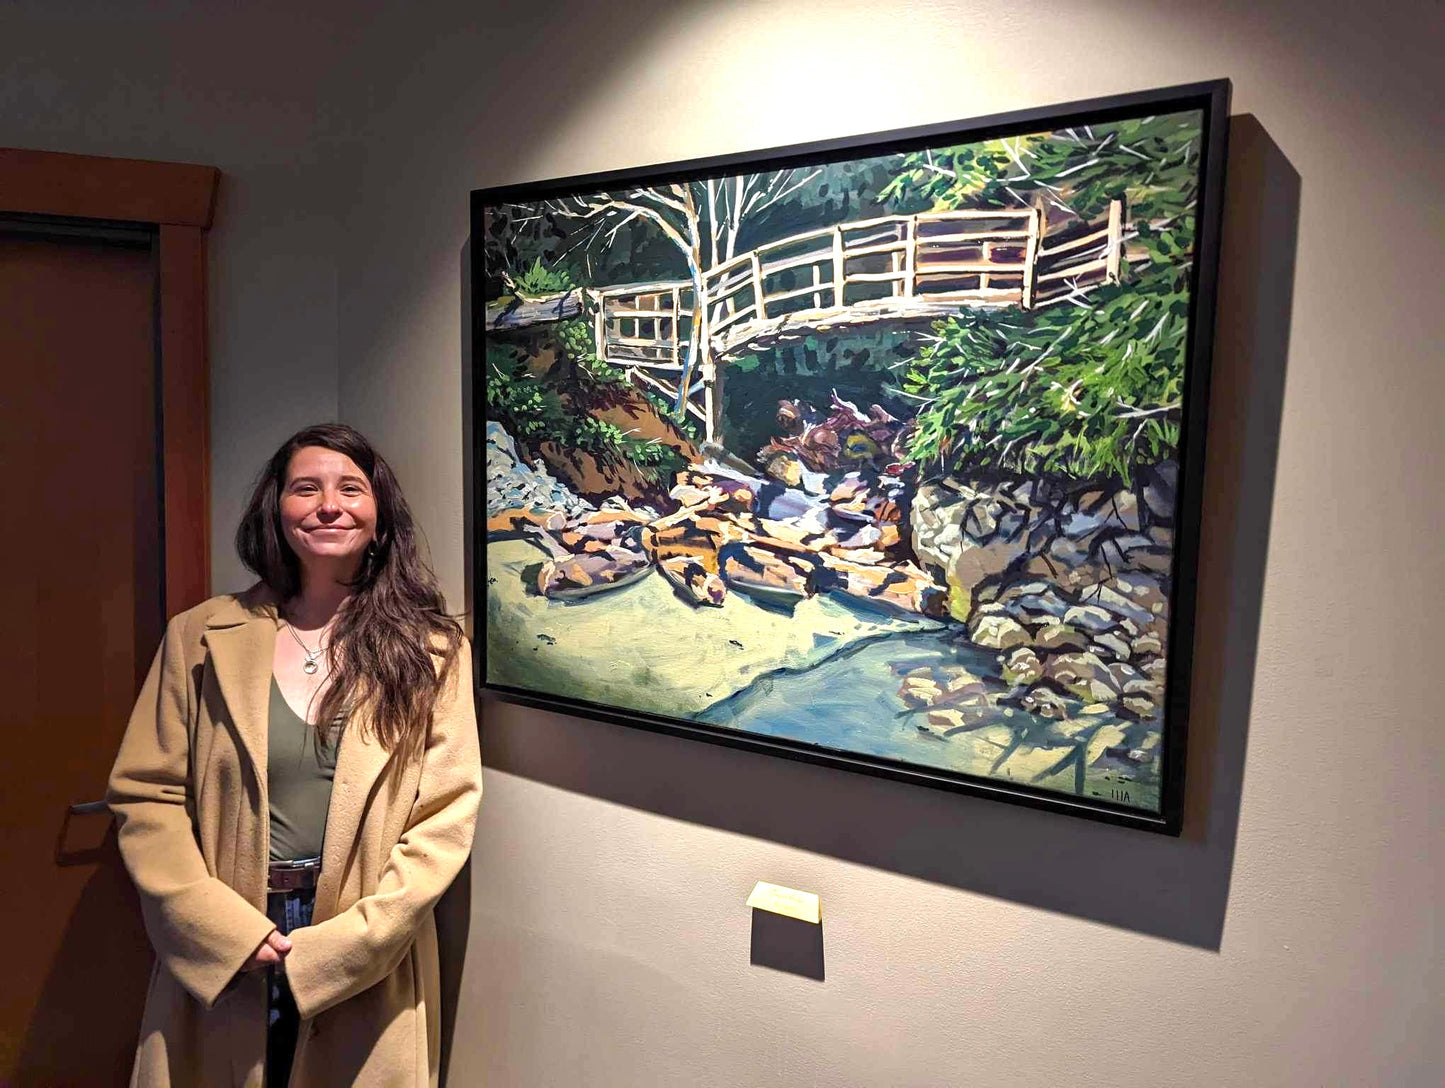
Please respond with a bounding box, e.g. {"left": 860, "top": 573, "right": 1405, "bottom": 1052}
{"left": 278, "top": 446, "right": 379, "bottom": 676}
{"left": 105, "top": 423, "right": 482, "bottom": 1087}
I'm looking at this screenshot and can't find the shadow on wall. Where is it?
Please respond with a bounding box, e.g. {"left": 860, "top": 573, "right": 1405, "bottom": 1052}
{"left": 430, "top": 236, "right": 481, "bottom": 1088}
{"left": 751, "top": 909, "right": 825, "bottom": 982}
{"left": 469, "top": 115, "right": 1299, "bottom": 952}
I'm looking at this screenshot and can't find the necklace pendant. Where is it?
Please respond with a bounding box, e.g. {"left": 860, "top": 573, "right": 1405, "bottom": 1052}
{"left": 303, "top": 659, "right": 319, "bottom": 675}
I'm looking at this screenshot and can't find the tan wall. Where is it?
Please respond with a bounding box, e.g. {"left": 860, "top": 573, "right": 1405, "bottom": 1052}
{"left": 6, "top": 1, "right": 1441, "bottom": 1084}
{"left": 338, "top": 3, "right": 1442, "bottom": 1085}
{"left": 0, "top": 5, "right": 352, "bottom": 591}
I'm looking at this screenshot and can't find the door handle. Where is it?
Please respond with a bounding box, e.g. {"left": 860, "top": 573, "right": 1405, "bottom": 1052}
{"left": 58, "top": 800, "right": 113, "bottom": 865}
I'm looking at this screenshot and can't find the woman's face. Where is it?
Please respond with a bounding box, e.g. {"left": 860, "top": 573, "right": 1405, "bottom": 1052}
{"left": 279, "top": 446, "right": 378, "bottom": 570}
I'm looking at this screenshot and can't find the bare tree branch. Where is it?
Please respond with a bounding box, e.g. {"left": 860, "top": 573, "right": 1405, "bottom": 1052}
{"left": 604, "top": 209, "right": 643, "bottom": 247}
{"left": 749, "top": 168, "right": 821, "bottom": 216}
{"left": 629, "top": 187, "right": 690, "bottom": 216}
{"left": 706, "top": 178, "right": 720, "bottom": 269}
{"left": 1114, "top": 400, "right": 1180, "bottom": 419}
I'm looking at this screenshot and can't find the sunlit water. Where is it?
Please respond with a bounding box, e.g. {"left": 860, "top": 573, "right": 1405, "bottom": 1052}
{"left": 698, "top": 628, "right": 1161, "bottom": 812}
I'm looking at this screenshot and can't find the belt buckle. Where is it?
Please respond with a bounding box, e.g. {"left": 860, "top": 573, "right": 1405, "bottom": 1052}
{"left": 268, "top": 858, "right": 320, "bottom": 893}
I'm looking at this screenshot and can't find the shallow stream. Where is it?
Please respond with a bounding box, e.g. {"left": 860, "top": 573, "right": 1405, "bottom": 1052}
{"left": 698, "top": 627, "right": 1161, "bottom": 812}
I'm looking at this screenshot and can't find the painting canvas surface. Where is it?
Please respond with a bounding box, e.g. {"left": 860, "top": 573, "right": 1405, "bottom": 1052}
{"left": 480, "top": 100, "right": 1213, "bottom": 821}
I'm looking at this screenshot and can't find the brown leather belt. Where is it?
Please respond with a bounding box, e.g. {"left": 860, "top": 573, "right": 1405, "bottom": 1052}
{"left": 267, "top": 858, "right": 321, "bottom": 893}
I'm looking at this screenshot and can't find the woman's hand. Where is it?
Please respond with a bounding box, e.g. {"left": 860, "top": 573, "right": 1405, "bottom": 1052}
{"left": 240, "top": 928, "right": 293, "bottom": 972}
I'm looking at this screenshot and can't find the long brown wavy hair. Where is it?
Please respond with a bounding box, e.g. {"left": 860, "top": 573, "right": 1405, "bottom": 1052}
{"left": 236, "top": 423, "right": 463, "bottom": 758}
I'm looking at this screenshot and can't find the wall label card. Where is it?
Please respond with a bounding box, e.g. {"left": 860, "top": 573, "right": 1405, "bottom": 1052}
{"left": 747, "top": 881, "right": 821, "bottom": 925}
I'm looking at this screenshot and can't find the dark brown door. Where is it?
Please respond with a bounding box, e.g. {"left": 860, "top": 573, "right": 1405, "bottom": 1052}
{"left": 0, "top": 221, "right": 162, "bottom": 1085}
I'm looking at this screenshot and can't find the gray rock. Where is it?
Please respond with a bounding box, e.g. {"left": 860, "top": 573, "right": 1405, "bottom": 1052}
{"left": 966, "top": 501, "right": 999, "bottom": 538}
{"left": 1045, "top": 652, "right": 1117, "bottom": 702}
{"left": 1063, "top": 604, "right": 1117, "bottom": 633}
{"left": 1034, "top": 623, "right": 1091, "bottom": 652}
{"left": 1019, "top": 685, "right": 1071, "bottom": 720}
{"left": 1124, "top": 677, "right": 1165, "bottom": 699}
{"left": 1002, "top": 646, "right": 1043, "bottom": 685}
{"left": 1108, "top": 490, "right": 1143, "bottom": 532}
{"left": 1106, "top": 661, "right": 1142, "bottom": 691}
{"left": 485, "top": 421, "right": 594, "bottom": 518}
{"left": 1113, "top": 570, "right": 1167, "bottom": 607}
{"left": 1093, "top": 632, "right": 1132, "bottom": 661}
{"left": 1123, "top": 694, "right": 1158, "bottom": 719}
{"left": 1061, "top": 508, "right": 1110, "bottom": 537}
{"left": 908, "top": 468, "right": 1179, "bottom": 632}
{"left": 1005, "top": 580, "right": 1054, "bottom": 598}
{"left": 1047, "top": 535, "right": 1092, "bottom": 569}
{"left": 1086, "top": 584, "right": 1155, "bottom": 627}
{"left": 912, "top": 482, "right": 1033, "bottom": 614}
{"left": 1131, "top": 631, "right": 1164, "bottom": 656}
{"left": 1127, "top": 544, "right": 1174, "bottom": 575}
{"left": 1004, "top": 586, "right": 1072, "bottom": 622}
{"left": 969, "top": 613, "right": 1031, "bottom": 650}
{"left": 1139, "top": 461, "right": 1179, "bottom": 524}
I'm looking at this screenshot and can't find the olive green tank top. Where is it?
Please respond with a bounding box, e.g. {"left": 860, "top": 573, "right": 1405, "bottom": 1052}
{"left": 268, "top": 677, "right": 340, "bottom": 862}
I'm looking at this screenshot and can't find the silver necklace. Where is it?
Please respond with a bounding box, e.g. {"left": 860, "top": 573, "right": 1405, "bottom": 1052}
{"left": 284, "top": 618, "right": 330, "bottom": 675}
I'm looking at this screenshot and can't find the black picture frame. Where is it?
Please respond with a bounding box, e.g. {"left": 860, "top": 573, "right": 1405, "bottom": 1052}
{"left": 472, "top": 79, "right": 1231, "bottom": 835}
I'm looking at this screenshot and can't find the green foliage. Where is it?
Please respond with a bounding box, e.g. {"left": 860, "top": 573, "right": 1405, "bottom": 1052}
{"left": 879, "top": 112, "right": 1203, "bottom": 225}
{"left": 486, "top": 343, "right": 568, "bottom": 443}
{"left": 487, "top": 335, "right": 689, "bottom": 484}
{"left": 513, "top": 257, "right": 573, "bottom": 297}
{"left": 567, "top": 416, "right": 625, "bottom": 454}
{"left": 902, "top": 286, "right": 1184, "bottom": 482}
{"left": 641, "top": 390, "right": 701, "bottom": 444}
{"left": 570, "top": 416, "right": 688, "bottom": 482}
{"left": 885, "top": 111, "right": 1203, "bottom": 483}
{"left": 556, "top": 318, "right": 629, "bottom": 387}
{"left": 555, "top": 318, "right": 594, "bottom": 363}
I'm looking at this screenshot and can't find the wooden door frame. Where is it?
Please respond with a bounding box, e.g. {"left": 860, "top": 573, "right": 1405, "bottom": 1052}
{"left": 0, "top": 147, "right": 219, "bottom": 616}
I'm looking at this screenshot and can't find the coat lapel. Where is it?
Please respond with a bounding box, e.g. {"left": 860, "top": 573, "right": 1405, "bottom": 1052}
{"left": 315, "top": 711, "right": 395, "bottom": 922}
{"left": 202, "top": 591, "right": 279, "bottom": 812}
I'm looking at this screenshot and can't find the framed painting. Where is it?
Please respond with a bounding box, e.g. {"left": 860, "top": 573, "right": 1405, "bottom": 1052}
{"left": 473, "top": 80, "right": 1229, "bottom": 833}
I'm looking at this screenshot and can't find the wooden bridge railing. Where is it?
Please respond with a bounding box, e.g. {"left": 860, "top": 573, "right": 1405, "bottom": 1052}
{"left": 593, "top": 281, "right": 705, "bottom": 424}
{"left": 592, "top": 200, "right": 1124, "bottom": 440}
{"left": 1032, "top": 198, "right": 1123, "bottom": 307}
{"left": 703, "top": 207, "right": 1043, "bottom": 331}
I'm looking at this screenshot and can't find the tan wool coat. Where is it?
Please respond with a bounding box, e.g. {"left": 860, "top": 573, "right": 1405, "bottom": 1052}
{"left": 106, "top": 586, "right": 482, "bottom": 1087}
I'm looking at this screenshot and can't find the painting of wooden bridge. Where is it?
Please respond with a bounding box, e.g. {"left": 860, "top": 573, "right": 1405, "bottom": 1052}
{"left": 487, "top": 199, "right": 1123, "bottom": 442}
{"left": 480, "top": 94, "right": 1220, "bottom": 827}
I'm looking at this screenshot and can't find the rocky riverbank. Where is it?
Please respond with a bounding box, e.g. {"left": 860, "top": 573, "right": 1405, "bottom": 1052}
{"left": 486, "top": 421, "right": 596, "bottom": 520}
{"left": 483, "top": 419, "right": 944, "bottom": 717}
{"left": 908, "top": 465, "right": 1177, "bottom": 768}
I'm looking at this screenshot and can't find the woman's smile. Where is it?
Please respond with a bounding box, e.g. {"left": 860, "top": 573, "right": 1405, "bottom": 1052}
{"left": 279, "top": 446, "right": 379, "bottom": 569}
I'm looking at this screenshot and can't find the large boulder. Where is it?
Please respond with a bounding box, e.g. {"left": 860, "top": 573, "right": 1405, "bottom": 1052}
{"left": 912, "top": 480, "right": 1034, "bottom": 619}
